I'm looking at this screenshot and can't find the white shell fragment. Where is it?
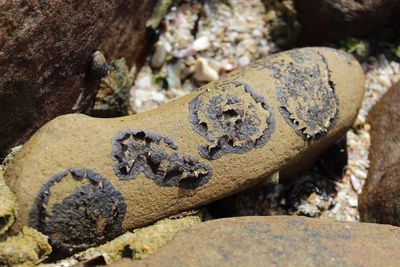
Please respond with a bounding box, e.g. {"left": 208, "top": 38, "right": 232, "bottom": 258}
{"left": 194, "top": 57, "right": 219, "bottom": 82}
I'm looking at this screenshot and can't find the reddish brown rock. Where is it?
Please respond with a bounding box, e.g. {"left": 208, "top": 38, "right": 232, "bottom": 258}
{"left": 359, "top": 82, "right": 400, "bottom": 226}
{"left": 0, "top": 0, "right": 157, "bottom": 156}
{"left": 134, "top": 216, "right": 400, "bottom": 267}
{"left": 294, "top": 0, "right": 400, "bottom": 42}
{"left": 3, "top": 48, "right": 365, "bottom": 252}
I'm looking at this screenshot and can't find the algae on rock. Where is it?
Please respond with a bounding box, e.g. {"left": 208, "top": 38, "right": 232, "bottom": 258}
{"left": 52, "top": 213, "right": 201, "bottom": 266}
{"left": 92, "top": 58, "right": 136, "bottom": 117}
{"left": 0, "top": 146, "right": 21, "bottom": 235}
{"left": 0, "top": 227, "right": 51, "bottom": 267}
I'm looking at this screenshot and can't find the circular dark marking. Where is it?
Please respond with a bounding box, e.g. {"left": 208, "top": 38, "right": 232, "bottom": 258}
{"left": 267, "top": 50, "right": 339, "bottom": 140}
{"left": 112, "top": 130, "right": 212, "bottom": 189}
{"left": 189, "top": 81, "right": 275, "bottom": 160}
{"left": 29, "top": 168, "right": 126, "bottom": 252}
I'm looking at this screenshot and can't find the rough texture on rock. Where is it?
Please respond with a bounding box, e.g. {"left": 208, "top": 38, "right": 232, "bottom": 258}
{"left": 92, "top": 58, "right": 136, "bottom": 118}
{"left": 54, "top": 214, "right": 201, "bottom": 266}
{"left": 0, "top": 227, "right": 51, "bottom": 267}
{"left": 0, "top": 173, "right": 16, "bottom": 236}
{"left": 0, "top": 0, "right": 157, "bottom": 156}
{"left": 30, "top": 168, "right": 126, "bottom": 252}
{"left": 0, "top": 146, "right": 21, "bottom": 235}
{"left": 359, "top": 82, "right": 400, "bottom": 226}
{"left": 134, "top": 216, "right": 400, "bottom": 267}
{"left": 4, "top": 48, "right": 365, "bottom": 250}
{"left": 294, "top": 0, "right": 400, "bottom": 42}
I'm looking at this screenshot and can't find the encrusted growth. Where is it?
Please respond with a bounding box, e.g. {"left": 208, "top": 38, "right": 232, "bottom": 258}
{"left": 267, "top": 50, "right": 339, "bottom": 140}
{"left": 189, "top": 81, "right": 275, "bottom": 159}
{"left": 112, "top": 130, "right": 211, "bottom": 189}
{"left": 30, "top": 169, "right": 126, "bottom": 252}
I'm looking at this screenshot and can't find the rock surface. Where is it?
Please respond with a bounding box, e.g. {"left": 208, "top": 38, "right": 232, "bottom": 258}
{"left": 133, "top": 216, "right": 400, "bottom": 267}
{"left": 4, "top": 48, "right": 365, "bottom": 251}
{"left": 294, "top": 0, "right": 400, "bottom": 42}
{"left": 0, "top": 0, "right": 157, "bottom": 156}
{"left": 54, "top": 214, "right": 201, "bottom": 266}
{"left": 359, "top": 82, "right": 400, "bottom": 226}
{"left": 0, "top": 146, "right": 21, "bottom": 235}
{"left": 0, "top": 227, "right": 51, "bottom": 267}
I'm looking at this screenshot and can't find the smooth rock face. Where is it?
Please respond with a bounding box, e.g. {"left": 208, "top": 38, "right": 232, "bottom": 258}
{"left": 294, "top": 0, "right": 400, "bottom": 41}
{"left": 4, "top": 48, "right": 365, "bottom": 250}
{"left": 0, "top": 0, "right": 157, "bottom": 156}
{"left": 133, "top": 216, "right": 400, "bottom": 267}
{"left": 359, "top": 82, "right": 400, "bottom": 226}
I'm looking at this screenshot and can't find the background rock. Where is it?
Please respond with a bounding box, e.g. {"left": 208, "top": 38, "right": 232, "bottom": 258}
{"left": 359, "top": 82, "right": 400, "bottom": 226}
{"left": 54, "top": 214, "right": 201, "bottom": 266}
{"left": 134, "top": 216, "right": 400, "bottom": 267}
{"left": 293, "top": 0, "right": 400, "bottom": 42}
{"left": 0, "top": 0, "right": 157, "bottom": 157}
{"left": 0, "top": 227, "right": 51, "bottom": 267}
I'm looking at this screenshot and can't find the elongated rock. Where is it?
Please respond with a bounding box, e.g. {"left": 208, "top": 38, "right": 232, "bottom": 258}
{"left": 4, "top": 47, "right": 365, "bottom": 251}
{"left": 132, "top": 216, "right": 400, "bottom": 267}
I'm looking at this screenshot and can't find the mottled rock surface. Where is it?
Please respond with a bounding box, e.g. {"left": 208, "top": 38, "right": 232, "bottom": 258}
{"left": 0, "top": 0, "right": 157, "bottom": 156}
{"left": 294, "top": 0, "right": 400, "bottom": 42}
{"left": 4, "top": 48, "right": 364, "bottom": 250}
{"left": 54, "top": 214, "right": 201, "bottom": 266}
{"left": 0, "top": 227, "right": 51, "bottom": 267}
{"left": 134, "top": 216, "right": 400, "bottom": 267}
{"left": 359, "top": 82, "right": 400, "bottom": 226}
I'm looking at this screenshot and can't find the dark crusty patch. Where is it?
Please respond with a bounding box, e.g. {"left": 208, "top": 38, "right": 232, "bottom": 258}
{"left": 30, "top": 168, "right": 126, "bottom": 252}
{"left": 112, "top": 130, "right": 211, "bottom": 189}
{"left": 189, "top": 81, "right": 275, "bottom": 159}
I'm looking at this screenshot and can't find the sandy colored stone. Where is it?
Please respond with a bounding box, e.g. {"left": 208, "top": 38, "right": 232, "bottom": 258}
{"left": 134, "top": 216, "right": 400, "bottom": 267}
{"left": 0, "top": 227, "right": 51, "bottom": 267}
{"left": 0, "top": 0, "right": 157, "bottom": 156}
{"left": 4, "top": 47, "right": 365, "bottom": 251}
{"left": 0, "top": 146, "right": 21, "bottom": 235}
{"left": 359, "top": 82, "right": 400, "bottom": 226}
{"left": 294, "top": 0, "right": 400, "bottom": 42}
{"left": 51, "top": 214, "right": 201, "bottom": 266}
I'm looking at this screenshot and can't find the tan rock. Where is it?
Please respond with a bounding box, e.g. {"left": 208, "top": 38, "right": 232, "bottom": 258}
{"left": 133, "top": 216, "right": 400, "bottom": 267}
{"left": 4, "top": 47, "right": 365, "bottom": 251}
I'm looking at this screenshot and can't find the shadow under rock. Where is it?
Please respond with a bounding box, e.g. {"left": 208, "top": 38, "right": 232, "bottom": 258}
{"left": 206, "top": 138, "right": 347, "bottom": 219}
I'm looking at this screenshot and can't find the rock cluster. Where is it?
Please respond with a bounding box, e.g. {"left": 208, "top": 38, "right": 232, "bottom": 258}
{"left": 2, "top": 47, "right": 365, "bottom": 252}
{"left": 0, "top": 0, "right": 157, "bottom": 156}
